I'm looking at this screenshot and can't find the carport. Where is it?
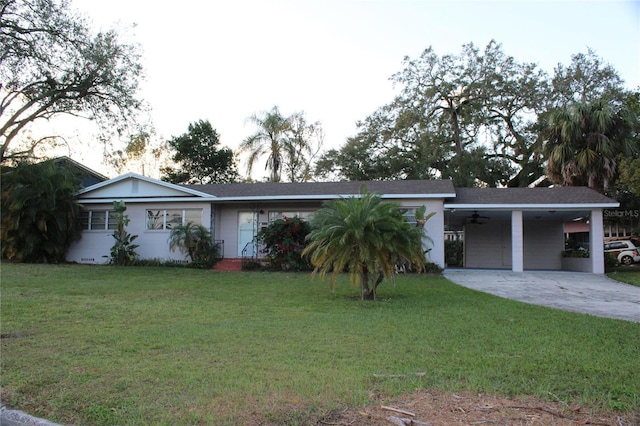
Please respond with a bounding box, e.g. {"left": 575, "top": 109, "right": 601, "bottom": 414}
{"left": 444, "top": 187, "right": 619, "bottom": 274}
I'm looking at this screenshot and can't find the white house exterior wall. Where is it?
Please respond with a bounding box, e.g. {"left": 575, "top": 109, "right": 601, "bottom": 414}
{"left": 80, "top": 177, "right": 192, "bottom": 199}
{"left": 399, "top": 199, "right": 445, "bottom": 268}
{"left": 66, "top": 202, "right": 212, "bottom": 264}
{"left": 216, "top": 204, "right": 244, "bottom": 259}
{"left": 589, "top": 209, "right": 606, "bottom": 274}
{"left": 215, "top": 201, "right": 327, "bottom": 259}
{"left": 511, "top": 211, "right": 524, "bottom": 272}
{"left": 213, "top": 199, "right": 445, "bottom": 267}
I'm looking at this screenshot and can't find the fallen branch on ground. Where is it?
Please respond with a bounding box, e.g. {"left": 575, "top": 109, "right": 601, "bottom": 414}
{"left": 386, "top": 415, "right": 432, "bottom": 426}
{"left": 381, "top": 405, "right": 415, "bottom": 417}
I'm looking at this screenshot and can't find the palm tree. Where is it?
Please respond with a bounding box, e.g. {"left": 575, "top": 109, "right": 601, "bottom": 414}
{"left": 303, "top": 187, "right": 428, "bottom": 300}
{"left": 239, "top": 106, "right": 291, "bottom": 182}
{"left": 168, "top": 222, "right": 218, "bottom": 268}
{"left": 543, "top": 100, "right": 636, "bottom": 193}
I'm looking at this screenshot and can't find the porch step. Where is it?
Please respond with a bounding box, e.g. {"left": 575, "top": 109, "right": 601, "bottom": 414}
{"left": 212, "top": 258, "right": 243, "bottom": 272}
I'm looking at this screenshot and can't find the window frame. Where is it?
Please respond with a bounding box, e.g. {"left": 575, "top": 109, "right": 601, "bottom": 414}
{"left": 267, "top": 211, "right": 314, "bottom": 223}
{"left": 402, "top": 207, "right": 418, "bottom": 227}
{"left": 145, "top": 208, "right": 203, "bottom": 231}
{"left": 80, "top": 210, "right": 119, "bottom": 231}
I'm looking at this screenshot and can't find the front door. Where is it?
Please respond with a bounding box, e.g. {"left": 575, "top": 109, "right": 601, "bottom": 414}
{"left": 238, "top": 211, "right": 257, "bottom": 257}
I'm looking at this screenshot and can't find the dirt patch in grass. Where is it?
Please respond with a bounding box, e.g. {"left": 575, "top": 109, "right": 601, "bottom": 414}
{"left": 2, "top": 387, "right": 638, "bottom": 425}
{"left": 315, "top": 389, "right": 639, "bottom": 426}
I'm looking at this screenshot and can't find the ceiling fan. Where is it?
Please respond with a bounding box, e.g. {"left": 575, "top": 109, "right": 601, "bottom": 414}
{"left": 466, "top": 211, "right": 489, "bottom": 224}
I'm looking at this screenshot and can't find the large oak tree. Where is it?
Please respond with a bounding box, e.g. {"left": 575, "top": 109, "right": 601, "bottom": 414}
{"left": 316, "top": 41, "right": 633, "bottom": 189}
{"left": 0, "top": 0, "right": 145, "bottom": 163}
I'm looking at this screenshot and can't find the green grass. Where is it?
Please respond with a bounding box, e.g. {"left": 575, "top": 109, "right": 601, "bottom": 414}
{"left": 608, "top": 265, "right": 640, "bottom": 287}
{"left": 2, "top": 264, "right": 639, "bottom": 425}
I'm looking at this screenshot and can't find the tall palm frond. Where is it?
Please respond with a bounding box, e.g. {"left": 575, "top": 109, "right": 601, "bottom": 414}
{"left": 239, "top": 106, "right": 290, "bottom": 182}
{"left": 543, "top": 99, "right": 637, "bottom": 193}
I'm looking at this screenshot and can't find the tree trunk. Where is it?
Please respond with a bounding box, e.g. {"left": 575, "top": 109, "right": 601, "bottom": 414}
{"left": 360, "top": 268, "right": 384, "bottom": 301}
{"left": 361, "top": 267, "right": 370, "bottom": 300}
{"left": 372, "top": 272, "right": 384, "bottom": 300}
{"left": 449, "top": 100, "right": 463, "bottom": 156}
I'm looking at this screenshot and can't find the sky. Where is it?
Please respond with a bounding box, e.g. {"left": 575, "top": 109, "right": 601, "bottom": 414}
{"left": 69, "top": 0, "right": 640, "bottom": 179}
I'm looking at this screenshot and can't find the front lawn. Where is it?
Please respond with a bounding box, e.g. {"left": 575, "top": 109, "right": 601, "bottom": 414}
{"left": 608, "top": 265, "right": 640, "bottom": 287}
{"left": 1, "top": 264, "right": 639, "bottom": 425}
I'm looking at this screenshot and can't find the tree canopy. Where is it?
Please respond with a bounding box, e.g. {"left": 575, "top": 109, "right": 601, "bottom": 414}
{"left": 0, "top": 0, "right": 145, "bottom": 163}
{"left": 160, "top": 119, "right": 238, "bottom": 184}
{"left": 542, "top": 99, "right": 637, "bottom": 193}
{"left": 1, "top": 159, "right": 83, "bottom": 262}
{"left": 316, "top": 41, "right": 635, "bottom": 191}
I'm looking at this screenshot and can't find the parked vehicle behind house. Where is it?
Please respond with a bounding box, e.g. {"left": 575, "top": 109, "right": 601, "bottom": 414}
{"left": 604, "top": 240, "right": 640, "bottom": 265}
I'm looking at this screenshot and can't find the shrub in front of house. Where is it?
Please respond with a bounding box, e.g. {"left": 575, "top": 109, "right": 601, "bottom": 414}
{"left": 604, "top": 252, "right": 619, "bottom": 271}
{"left": 445, "top": 239, "right": 463, "bottom": 267}
{"left": 107, "top": 200, "right": 140, "bottom": 266}
{"left": 169, "top": 222, "right": 220, "bottom": 269}
{"left": 257, "top": 216, "right": 312, "bottom": 271}
{"left": 562, "top": 248, "right": 590, "bottom": 258}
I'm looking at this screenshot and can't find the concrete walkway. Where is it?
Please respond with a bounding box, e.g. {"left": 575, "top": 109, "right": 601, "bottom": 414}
{"left": 443, "top": 269, "right": 640, "bottom": 323}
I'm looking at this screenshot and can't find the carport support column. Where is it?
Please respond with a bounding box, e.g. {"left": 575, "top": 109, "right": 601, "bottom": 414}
{"left": 589, "top": 209, "right": 605, "bottom": 274}
{"left": 511, "top": 210, "right": 524, "bottom": 272}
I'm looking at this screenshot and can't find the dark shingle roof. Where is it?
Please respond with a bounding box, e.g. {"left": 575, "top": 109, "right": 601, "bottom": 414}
{"left": 182, "top": 179, "right": 456, "bottom": 200}
{"left": 449, "top": 187, "right": 617, "bottom": 206}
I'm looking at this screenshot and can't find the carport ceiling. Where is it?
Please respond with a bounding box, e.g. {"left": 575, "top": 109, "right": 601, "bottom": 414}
{"left": 444, "top": 209, "right": 590, "bottom": 226}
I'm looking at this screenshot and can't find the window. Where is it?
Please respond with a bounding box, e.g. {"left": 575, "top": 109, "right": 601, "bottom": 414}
{"left": 146, "top": 209, "right": 202, "bottom": 230}
{"left": 403, "top": 207, "right": 418, "bottom": 226}
{"left": 268, "top": 211, "right": 314, "bottom": 223}
{"left": 80, "top": 210, "right": 119, "bottom": 231}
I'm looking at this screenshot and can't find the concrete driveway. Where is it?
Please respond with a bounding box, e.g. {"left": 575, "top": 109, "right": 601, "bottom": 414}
{"left": 443, "top": 270, "right": 640, "bottom": 323}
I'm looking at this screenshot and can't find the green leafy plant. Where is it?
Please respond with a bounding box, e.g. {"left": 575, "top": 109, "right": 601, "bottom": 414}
{"left": 303, "top": 187, "right": 430, "bottom": 300}
{"left": 168, "top": 222, "right": 219, "bottom": 269}
{"left": 604, "top": 252, "right": 618, "bottom": 271}
{"left": 562, "top": 249, "right": 590, "bottom": 258}
{"left": 445, "top": 240, "right": 464, "bottom": 267}
{"left": 423, "top": 261, "right": 444, "bottom": 274}
{"left": 241, "top": 260, "right": 263, "bottom": 271}
{"left": 257, "top": 216, "right": 312, "bottom": 271}
{"left": 1, "top": 160, "right": 82, "bottom": 262}
{"left": 107, "top": 200, "right": 139, "bottom": 265}
{"left": 414, "top": 205, "right": 436, "bottom": 229}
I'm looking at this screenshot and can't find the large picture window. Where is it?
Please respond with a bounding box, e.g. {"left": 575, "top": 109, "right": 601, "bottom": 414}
{"left": 146, "top": 209, "right": 202, "bottom": 230}
{"left": 80, "top": 210, "right": 119, "bottom": 231}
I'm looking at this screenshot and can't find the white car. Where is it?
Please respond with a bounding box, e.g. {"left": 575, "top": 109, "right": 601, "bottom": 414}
{"left": 604, "top": 240, "right": 640, "bottom": 265}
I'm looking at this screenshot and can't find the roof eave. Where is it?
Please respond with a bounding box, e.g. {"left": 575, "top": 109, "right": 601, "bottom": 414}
{"left": 78, "top": 197, "right": 214, "bottom": 204}
{"left": 77, "top": 172, "right": 216, "bottom": 198}
{"left": 210, "top": 193, "right": 457, "bottom": 202}
{"left": 444, "top": 202, "right": 620, "bottom": 210}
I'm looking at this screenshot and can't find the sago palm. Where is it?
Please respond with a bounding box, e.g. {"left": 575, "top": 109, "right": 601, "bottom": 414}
{"left": 303, "top": 187, "right": 428, "bottom": 300}
{"left": 168, "top": 222, "right": 216, "bottom": 267}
